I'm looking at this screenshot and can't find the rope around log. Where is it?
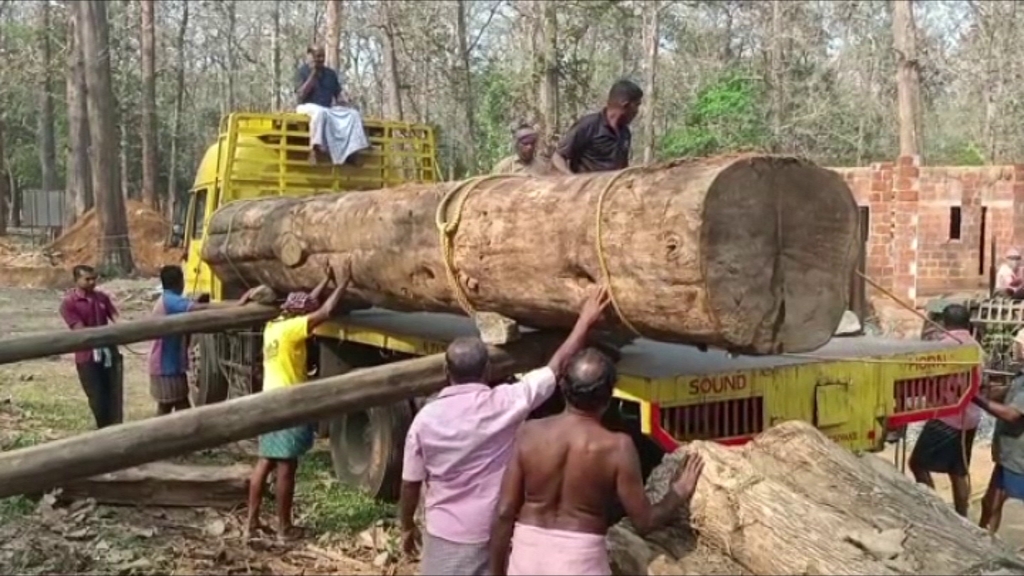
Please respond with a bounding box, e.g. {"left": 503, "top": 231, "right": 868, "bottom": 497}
{"left": 594, "top": 167, "right": 649, "bottom": 338}
{"left": 435, "top": 174, "right": 530, "bottom": 316}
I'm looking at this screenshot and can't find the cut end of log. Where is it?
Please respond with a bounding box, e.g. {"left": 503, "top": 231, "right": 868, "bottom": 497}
{"left": 701, "top": 156, "right": 858, "bottom": 354}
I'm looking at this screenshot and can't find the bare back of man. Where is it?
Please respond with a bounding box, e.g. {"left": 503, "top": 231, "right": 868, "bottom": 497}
{"left": 515, "top": 412, "right": 624, "bottom": 535}
{"left": 490, "top": 348, "right": 702, "bottom": 576}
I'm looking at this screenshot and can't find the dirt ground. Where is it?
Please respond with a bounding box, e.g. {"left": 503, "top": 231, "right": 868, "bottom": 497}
{"left": 0, "top": 281, "right": 417, "bottom": 575}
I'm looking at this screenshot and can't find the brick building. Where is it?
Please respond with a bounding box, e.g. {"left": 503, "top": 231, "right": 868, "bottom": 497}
{"left": 831, "top": 156, "right": 1024, "bottom": 308}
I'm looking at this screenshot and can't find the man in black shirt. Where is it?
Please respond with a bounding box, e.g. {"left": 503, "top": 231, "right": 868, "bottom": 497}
{"left": 552, "top": 80, "right": 643, "bottom": 175}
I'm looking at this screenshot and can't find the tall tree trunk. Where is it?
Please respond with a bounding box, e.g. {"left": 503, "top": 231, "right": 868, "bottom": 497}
{"left": 538, "top": 0, "right": 558, "bottom": 152}
{"left": 325, "top": 0, "right": 342, "bottom": 73}
{"left": 641, "top": 0, "right": 659, "bottom": 164}
{"left": 168, "top": 1, "right": 189, "bottom": 223}
{"left": 77, "top": 0, "right": 135, "bottom": 275}
{"left": 768, "top": 0, "right": 785, "bottom": 152}
{"left": 140, "top": 0, "right": 158, "bottom": 209}
{"left": 0, "top": 116, "right": 7, "bottom": 236}
{"left": 892, "top": 0, "right": 921, "bottom": 157}
{"left": 225, "top": 0, "right": 237, "bottom": 112}
{"left": 118, "top": 0, "right": 132, "bottom": 200}
{"left": 381, "top": 3, "right": 403, "bottom": 120}
{"left": 37, "top": 1, "right": 57, "bottom": 200}
{"left": 271, "top": 0, "right": 281, "bottom": 110}
{"left": 66, "top": 3, "right": 93, "bottom": 226}
{"left": 455, "top": 0, "right": 476, "bottom": 172}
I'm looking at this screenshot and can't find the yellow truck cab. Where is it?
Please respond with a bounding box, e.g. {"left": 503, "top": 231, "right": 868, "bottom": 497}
{"left": 183, "top": 112, "right": 982, "bottom": 501}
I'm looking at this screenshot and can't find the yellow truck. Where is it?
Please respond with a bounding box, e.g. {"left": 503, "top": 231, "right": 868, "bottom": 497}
{"left": 182, "top": 112, "right": 983, "bottom": 500}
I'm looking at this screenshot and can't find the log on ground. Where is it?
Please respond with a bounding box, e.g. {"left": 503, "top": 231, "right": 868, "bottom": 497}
{"left": 201, "top": 156, "right": 860, "bottom": 354}
{"left": 57, "top": 462, "right": 249, "bottom": 509}
{"left": 0, "top": 332, "right": 559, "bottom": 499}
{"left": 615, "top": 421, "right": 1024, "bottom": 576}
{"left": 0, "top": 301, "right": 278, "bottom": 366}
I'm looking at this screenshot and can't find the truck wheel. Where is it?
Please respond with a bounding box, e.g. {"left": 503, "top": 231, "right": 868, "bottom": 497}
{"left": 191, "top": 334, "right": 228, "bottom": 406}
{"left": 328, "top": 401, "right": 413, "bottom": 502}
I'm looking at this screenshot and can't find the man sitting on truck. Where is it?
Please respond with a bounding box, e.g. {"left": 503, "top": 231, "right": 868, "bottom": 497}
{"left": 247, "top": 264, "right": 352, "bottom": 540}
{"left": 399, "top": 286, "right": 612, "bottom": 575}
{"left": 295, "top": 46, "right": 369, "bottom": 166}
{"left": 489, "top": 348, "right": 704, "bottom": 576}
{"left": 908, "top": 303, "right": 982, "bottom": 517}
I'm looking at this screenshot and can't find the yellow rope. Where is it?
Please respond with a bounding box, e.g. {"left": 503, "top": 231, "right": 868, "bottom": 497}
{"left": 435, "top": 174, "right": 530, "bottom": 316}
{"left": 594, "top": 167, "right": 648, "bottom": 338}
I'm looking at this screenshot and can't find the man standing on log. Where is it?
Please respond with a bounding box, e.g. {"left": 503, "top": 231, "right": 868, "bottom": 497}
{"left": 59, "top": 265, "right": 123, "bottom": 429}
{"left": 551, "top": 80, "right": 643, "bottom": 175}
{"left": 908, "top": 303, "right": 981, "bottom": 516}
{"left": 399, "top": 287, "right": 612, "bottom": 575}
{"left": 247, "top": 265, "right": 352, "bottom": 540}
{"left": 492, "top": 124, "right": 551, "bottom": 176}
{"left": 488, "top": 348, "right": 703, "bottom": 576}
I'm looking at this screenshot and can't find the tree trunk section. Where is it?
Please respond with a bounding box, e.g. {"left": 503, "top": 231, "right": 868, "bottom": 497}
{"left": 631, "top": 421, "right": 1024, "bottom": 575}
{"left": 58, "top": 463, "right": 250, "bottom": 509}
{"left": 168, "top": 2, "right": 188, "bottom": 223}
{"left": 325, "top": 0, "right": 342, "bottom": 73}
{"left": 892, "top": 0, "right": 921, "bottom": 157}
{"left": 140, "top": 0, "right": 158, "bottom": 209}
{"left": 37, "top": 1, "right": 58, "bottom": 203}
{"left": 641, "top": 0, "right": 659, "bottom": 164}
{"left": 66, "top": 6, "right": 93, "bottom": 225}
{"left": 202, "top": 157, "right": 860, "bottom": 354}
{"left": 0, "top": 333, "right": 560, "bottom": 499}
{"left": 271, "top": 0, "right": 281, "bottom": 111}
{"left": 538, "top": 0, "right": 559, "bottom": 152}
{"left": 0, "top": 117, "right": 7, "bottom": 237}
{"left": 77, "top": 0, "right": 135, "bottom": 275}
{"left": 381, "top": 4, "right": 403, "bottom": 120}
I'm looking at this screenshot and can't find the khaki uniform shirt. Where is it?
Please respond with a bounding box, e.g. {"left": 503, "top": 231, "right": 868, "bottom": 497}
{"left": 492, "top": 154, "right": 553, "bottom": 176}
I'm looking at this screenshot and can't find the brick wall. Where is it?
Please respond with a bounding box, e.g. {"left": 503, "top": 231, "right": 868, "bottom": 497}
{"left": 830, "top": 157, "right": 1024, "bottom": 307}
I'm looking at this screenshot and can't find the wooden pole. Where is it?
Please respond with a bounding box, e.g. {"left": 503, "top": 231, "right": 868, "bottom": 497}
{"left": 0, "top": 333, "right": 559, "bottom": 499}
{"left": 0, "top": 302, "right": 278, "bottom": 366}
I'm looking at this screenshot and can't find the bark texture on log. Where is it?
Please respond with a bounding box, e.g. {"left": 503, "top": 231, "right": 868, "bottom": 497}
{"left": 58, "top": 463, "right": 249, "bottom": 509}
{"left": 0, "top": 333, "right": 558, "bottom": 499}
{"left": 623, "top": 421, "right": 1024, "bottom": 576}
{"left": 202, "top": 156, "right": 859, "bottom": 354}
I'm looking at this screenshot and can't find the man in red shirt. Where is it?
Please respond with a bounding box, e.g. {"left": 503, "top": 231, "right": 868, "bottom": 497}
{"left": 58, "top": 265, "right": 122, "bottom": 429}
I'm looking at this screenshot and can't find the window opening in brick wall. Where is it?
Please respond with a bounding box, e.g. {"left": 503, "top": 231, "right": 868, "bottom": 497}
{"left": 858, "top": 206, "right": 870, "bottom": 243}
{"left": 979, "top": 206, "right": 988, "bottom": 276}
{"left": 949, "top": 206, "right": 962, "bottom": 241}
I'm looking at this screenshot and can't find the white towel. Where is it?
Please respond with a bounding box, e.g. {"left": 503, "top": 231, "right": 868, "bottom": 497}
{"left": 296, "top": 103, "right": 370, "bottom": 165}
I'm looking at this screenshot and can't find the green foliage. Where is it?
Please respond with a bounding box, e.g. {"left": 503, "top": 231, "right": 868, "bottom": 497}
{"left": 475, "top": 66, "right": 517, "bottom": 173}
{"left": 296, "top": 451, "right": 395, "bottom": 534}
{"left": 657, "top": 73, "right": 770, "bottom": 160}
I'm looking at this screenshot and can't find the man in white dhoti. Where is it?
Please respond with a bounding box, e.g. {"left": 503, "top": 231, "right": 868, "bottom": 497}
{"left": 295, "top": 46, "right": 369, "bottom": 165}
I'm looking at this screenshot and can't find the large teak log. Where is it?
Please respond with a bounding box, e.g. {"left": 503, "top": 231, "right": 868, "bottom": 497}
{"left": 58, "top": 463, "right": 249, "bottom": 509}
{"left": 0, "top": 301, "right": 277, "bottom": 366}
{"left": 622, "top": 421, "right": 1024, "bottom": 576}
{"left": 0, "top": 333, "right": 558, "bottom": 499}
{"left": 201, "top": 156, "right": 860, "bottom": 354}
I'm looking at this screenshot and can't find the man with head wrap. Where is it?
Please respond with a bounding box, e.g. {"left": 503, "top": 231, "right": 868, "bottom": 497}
{"left": 492, "top": 124, "right": 552, "bottom": 176}
{"left": 246, "top": 263, "right": 353, "bottom": 540}
{"left": 489, "top": 348, "right": 704, "bottom": 576}
{"left": 996, "top": 248, "right": 1024, "bottom": 298}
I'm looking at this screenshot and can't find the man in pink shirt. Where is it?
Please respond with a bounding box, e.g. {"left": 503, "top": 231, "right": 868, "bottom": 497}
{"left": 399, "top": 287, "right": 611, "bottom": 575}
{"left": 909, "top": 303, "right": 982, "bottom": 516}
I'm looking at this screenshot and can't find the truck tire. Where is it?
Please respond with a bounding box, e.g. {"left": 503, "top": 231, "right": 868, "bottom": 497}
{"left": 191, "top": 334, "right": 228, "bottom": 406}
{"left": 328, "top": 401, "right": 414, "bottom": 502}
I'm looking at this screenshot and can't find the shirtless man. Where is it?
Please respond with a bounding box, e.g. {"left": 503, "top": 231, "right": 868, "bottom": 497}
{"left": 489, "top": 348, "right": 704, "bottom": 576}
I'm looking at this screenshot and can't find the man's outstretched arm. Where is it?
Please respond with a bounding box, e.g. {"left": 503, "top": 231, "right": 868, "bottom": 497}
{"left": 614, "top": 436, "right": 703, "bottom": 536}
{"left": 306, "top": 270, "right": 352, "bottom": 332}
{"left": 546, "top": 286, "right": 611, "bottom": 376}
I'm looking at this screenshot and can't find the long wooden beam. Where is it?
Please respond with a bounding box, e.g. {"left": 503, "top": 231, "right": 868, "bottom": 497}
{"left": 0, "top": 333, "right": 559, "bottom": 499}
{"left": 0, "top": 302, "right": 279, "bottom": 366}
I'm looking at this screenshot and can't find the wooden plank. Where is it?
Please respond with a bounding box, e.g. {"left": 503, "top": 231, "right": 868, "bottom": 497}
{"left": 58, "top": 462, "right": 249, "bottom": 509}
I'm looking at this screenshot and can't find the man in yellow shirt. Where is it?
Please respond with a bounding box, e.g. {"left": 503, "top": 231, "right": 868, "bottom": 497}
{"left": 491, "top": 124, "right": 552, "bottom": 176}
{"left": 247, "top": 265, "right": 352, "bottom": 539}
